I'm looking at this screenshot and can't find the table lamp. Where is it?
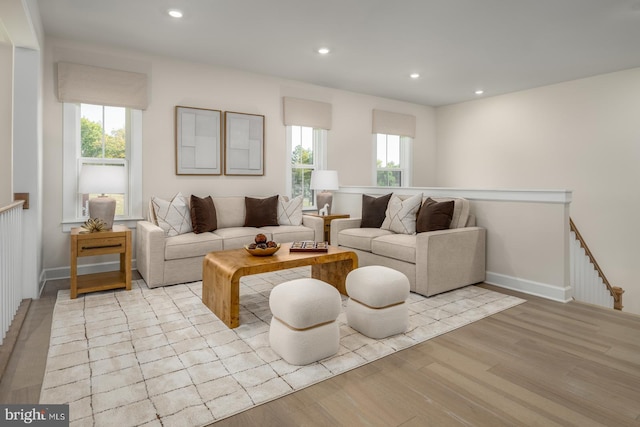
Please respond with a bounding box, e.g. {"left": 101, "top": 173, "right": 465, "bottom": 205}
{"left": 310, "top": 170, "right": 339, "bottom": 215}
{"left": 79, "top": 164, "right": 126, "bottom": 229}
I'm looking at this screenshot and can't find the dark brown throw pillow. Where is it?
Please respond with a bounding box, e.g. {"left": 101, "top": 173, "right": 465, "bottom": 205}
{"left": 416, "top": 197, "right": 454, "bottom": 233}
{"left": 244, "top": 195, "right": 279, "bottom": 227}
{"left": 361, "top": 193, "right": 392, "bottom": 228}
{"left": 190, "top": 195, "right": 217, "bottom": 234}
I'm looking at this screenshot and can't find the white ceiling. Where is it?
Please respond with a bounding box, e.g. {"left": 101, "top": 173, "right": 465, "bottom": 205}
{"left": 37, "top": 0, "right": 640, "bottom": 106}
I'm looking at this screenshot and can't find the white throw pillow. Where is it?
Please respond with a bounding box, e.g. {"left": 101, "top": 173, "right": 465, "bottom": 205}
{"left": 381, "top": 193, "right": 422, "bottom": 234}
{"left": 151, "top": 192, "right": 193, "bottom": 237}
{"left": 277, "top": 195, "right": 303, "bottom": 226}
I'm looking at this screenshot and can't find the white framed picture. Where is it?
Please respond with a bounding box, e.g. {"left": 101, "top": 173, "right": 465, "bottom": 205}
{"left": 175, "top": 106, "right": 222, "bottom": 175}
{"left": 224, "top": 111, "right": 264, "bottom": 176}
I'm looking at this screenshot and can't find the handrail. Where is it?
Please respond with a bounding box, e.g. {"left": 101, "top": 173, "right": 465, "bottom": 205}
{"left": 0, "top": 200, "right": 24, "bottom": 214}
{"left": 569, "top": 217, "right": 623, "bottom": 310}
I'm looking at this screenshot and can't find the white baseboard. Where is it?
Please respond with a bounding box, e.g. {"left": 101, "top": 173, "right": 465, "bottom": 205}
{"left": 38, "top": 270, "right": 47, "bottom": 297}
{"left": 44, "top": 259, "right": 138, "bottom": 282}
{"left": 42, "top": 263, "right": 569, "bottom": 304}
{"left": 485, "top": 271, "right": 573, "bottom": 303}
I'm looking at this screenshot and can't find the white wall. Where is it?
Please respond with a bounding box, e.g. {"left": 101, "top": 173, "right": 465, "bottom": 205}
{"left": 41, "top": 38, "right": 436, "bottom": 273}
{"left": 13, "top": 47, "right": 42, "bottom": 299}
{"left": 436, "top": 68, "right": 640, "bottom": 314}
{"left": 0, "top": 43, "right": 12, "bottom": 207}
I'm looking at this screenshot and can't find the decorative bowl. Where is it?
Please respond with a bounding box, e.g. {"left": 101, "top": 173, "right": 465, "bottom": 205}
{"left": 244, "top": 243, "right": 281, "bottom": 257}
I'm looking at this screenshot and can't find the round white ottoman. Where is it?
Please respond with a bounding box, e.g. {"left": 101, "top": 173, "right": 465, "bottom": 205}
{"left": 346, "top": 266, "right": 410, "bottom": 339}
{"left": 269, "top": 278, "right": 341, "bottom": 365}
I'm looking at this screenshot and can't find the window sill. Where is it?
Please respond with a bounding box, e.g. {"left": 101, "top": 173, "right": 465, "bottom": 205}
{"left": 62, "top": 217, "right": 144, "bottom": 233}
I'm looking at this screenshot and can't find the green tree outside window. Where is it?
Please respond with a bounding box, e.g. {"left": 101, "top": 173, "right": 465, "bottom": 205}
{"left": 81, "top": 117, "right": 126, "bottom": 159}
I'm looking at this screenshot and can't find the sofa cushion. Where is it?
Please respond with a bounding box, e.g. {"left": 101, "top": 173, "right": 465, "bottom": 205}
{"left": 277, "top": 195, "right": 303, "bottom": 226}
{"left": 371, "top": 234, "right": 417, "bottom": 264}
{"left": 190, "top": 195, "right": 217, "bottom": 234}
{"left": 381, "top": 193, "right": 422, "bottom": 235}
{"left": 261, "top": 225, "right": 314, "bottom": 243}
{"left": 165, "top": 232, "right": 223, "bottom": 260}
{"left": 338, "top": 228, "right": 394, "bottom": 252}
{"left": 214, "top": 226, "right": 265, "bottom": 250}
{"left": 244, "top": 195, "right": 279, "bottom": 227}
{"left": 211, "top": 197, "right": 245, "bottom": 228}
{"left": 361, "top": 193, "right": 392, "bottom": 228}
{"left": 151, "top": 192, "right": 193, "bottom": 237}
{"left": 416, "top": 197, "right": 454, "bottom": 233}
{"left": 440, "top": 197, "right": 470, "bottom": 229}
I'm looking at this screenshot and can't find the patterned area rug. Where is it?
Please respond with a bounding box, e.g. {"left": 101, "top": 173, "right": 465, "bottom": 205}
{"left": 40, "top": 267, "right": 525, "bottom": 426}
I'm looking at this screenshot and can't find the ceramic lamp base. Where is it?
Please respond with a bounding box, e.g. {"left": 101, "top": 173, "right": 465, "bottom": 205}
{"left": 316, "top": 192, "right": 333, "bottom": 215}
{"left": 88, "top": 196, "right": 116, "bottom": 230}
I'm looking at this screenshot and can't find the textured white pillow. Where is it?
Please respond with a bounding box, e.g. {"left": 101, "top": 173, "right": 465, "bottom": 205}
{"left": 151, "top": 192, "right": 193, "bottom": 237}
{"left": 381, "top": 193, "right": 422, "bottom": 234}
{"left": 277, "top": 195, "right": 303, "bottom": 226}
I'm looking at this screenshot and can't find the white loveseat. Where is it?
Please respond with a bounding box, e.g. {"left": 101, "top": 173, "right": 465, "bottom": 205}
{"left": 331, "top": 196, "right": 486, "bottom": 297}
{"left": 137, "top": 195, "right": 324, "bottom": 288}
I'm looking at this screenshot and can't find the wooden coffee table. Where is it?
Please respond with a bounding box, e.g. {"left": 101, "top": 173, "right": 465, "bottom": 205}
{"left": 202, "top": 243, "right": 358, "bottom": 328}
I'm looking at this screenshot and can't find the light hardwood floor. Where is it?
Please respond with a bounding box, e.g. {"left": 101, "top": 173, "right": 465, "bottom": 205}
{"left": 1, "top": 277, "right": 639, "bottom": 426}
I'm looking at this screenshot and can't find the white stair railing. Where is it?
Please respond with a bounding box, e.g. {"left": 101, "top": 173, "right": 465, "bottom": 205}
{"left": 0, "top": 200, "right": 24, "bottom": 345}
{"left": 569, "top": 218, "right": 623, "bottom": 310}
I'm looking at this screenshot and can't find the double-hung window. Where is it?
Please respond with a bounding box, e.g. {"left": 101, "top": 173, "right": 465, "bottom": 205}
{"left": 62, "top": 103, "right": 142, "bottom": 230}
{"left": 286, "top": 125, "right": 327, "bottom": 209}
{"left": 375, "top": 133, "right": 412, "bottom": 187}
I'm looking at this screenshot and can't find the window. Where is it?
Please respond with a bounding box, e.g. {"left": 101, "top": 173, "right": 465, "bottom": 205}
{"left": 79, "top": 104, "right": 127, "bottom": 217}
{"left": 63, "top": 103, "right": 142, "bottom": 230}
{"left": 375, "top": 134, "right": 412, "bottom": 187}
{"left": 286, "top": 125, "right": 327, "bottom": 209}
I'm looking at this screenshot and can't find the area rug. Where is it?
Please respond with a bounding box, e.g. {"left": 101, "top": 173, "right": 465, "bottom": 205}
{"left": 40, "top": 267, "right": 525, "bottom": 426}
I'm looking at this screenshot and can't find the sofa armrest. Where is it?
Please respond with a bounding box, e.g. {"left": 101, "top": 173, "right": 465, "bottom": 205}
{"left": 302, "top": 214, "right": 325, "bottom": 242}
{"left": 136, "top": 220, "right": 166, "bottom": 287}
{"left": 415, "top": 226, "right": 486, "bottom": 296}
{"left": 330, "top": 218, "right": 363, "bottom": 245}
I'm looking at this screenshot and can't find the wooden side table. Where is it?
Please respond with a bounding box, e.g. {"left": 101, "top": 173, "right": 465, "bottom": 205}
{"left": 70, "top": 224, "right": 131, "bottom": 299}
{"left": 306, "top": 213, "right": 350, "bottom": 243}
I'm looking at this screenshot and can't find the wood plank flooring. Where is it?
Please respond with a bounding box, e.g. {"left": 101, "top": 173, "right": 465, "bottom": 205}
{"left": 1, "top": 278, "right": 639, "bottom": 426}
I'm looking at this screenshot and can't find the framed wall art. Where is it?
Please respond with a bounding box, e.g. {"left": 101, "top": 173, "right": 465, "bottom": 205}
{"left": 175, "top": 106, "right": 222, "bottom": 175}
{"left": 224, "top": 111, "right": 264, "bottom": 176}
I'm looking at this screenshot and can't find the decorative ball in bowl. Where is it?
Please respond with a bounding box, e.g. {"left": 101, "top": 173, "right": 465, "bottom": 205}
{"left": 244, "top": 234, "right": 280, "bottom": 256}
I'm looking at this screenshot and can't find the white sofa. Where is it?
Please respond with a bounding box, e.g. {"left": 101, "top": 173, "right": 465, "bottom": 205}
{"left": 331, "top": 196, "right": 486, "bottom": 297}
{"left": 137, "top": 196, "right": 324, "bottom": 288}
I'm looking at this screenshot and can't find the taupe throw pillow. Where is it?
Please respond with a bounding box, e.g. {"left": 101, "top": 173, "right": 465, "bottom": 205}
{"left": 244, "top": 195, "right": 279, "bottom": 227}
{"left": 416, "top": 197, "right": 454, "bottom": 232}
{"left": 190, "top": 195, "right": 217, "bottom": 234}
{"left": 361, "top": 193, "right": 392, "bottom": 228}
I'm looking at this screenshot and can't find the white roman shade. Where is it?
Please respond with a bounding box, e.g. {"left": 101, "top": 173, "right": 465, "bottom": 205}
{"left": 57, "top": 62, "right": 148, "bottom": 110}
{"left": 372, "top": 109, "right": 416, "bottom": 138}
{"left": 283, "top": 97, "right": 332, "bottom": 130}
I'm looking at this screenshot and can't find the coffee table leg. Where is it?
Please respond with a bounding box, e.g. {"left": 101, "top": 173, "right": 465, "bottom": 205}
{"left": 312, "top": 258, "right": 356, "bottom": 295}
{"left": 203, "top": 259, "right": 240, "bottom": 328}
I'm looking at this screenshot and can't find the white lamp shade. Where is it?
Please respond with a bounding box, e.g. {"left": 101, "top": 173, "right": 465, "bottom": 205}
{"left": 310, "top": 170, "right": 339, "bottom": 191}
{"left": 79, "top": 164, "right": 127, "bottom": 194}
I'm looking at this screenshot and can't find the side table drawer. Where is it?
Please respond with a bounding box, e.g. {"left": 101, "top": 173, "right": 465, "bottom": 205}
{"left": 77, "top": 236, "right": 126, "bottom": 257}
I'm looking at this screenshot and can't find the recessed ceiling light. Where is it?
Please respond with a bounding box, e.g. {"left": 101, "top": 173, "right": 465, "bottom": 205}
{"left": 317, "top": 47, "right": 330, "bottom": 55}
{"left": 475, "top": 89, "right": 484, "bottom": 95}
{"left": 168, "top": 9, "right": 183, "bottom": 18}
{"left": 410, "top": 73, "right": 420, "bottom": 79}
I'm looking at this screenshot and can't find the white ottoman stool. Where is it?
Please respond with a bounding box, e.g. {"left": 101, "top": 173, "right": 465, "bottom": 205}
{"left": 346, "top": 266, "right": 410, "bottom": 339}
{"left": 269, "top": 278, "right": 341, "bottom": 365}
